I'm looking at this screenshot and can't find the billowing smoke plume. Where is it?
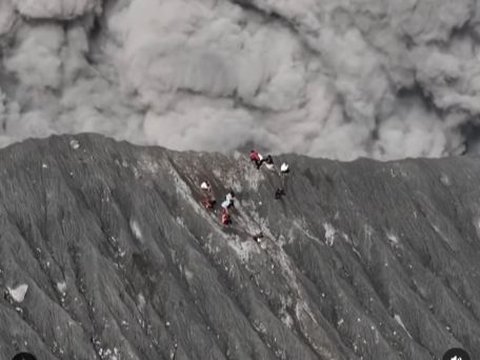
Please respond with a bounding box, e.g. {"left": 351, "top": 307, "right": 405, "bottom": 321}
{"left": 0, "top": 0, "right": 479, "bottom": 160}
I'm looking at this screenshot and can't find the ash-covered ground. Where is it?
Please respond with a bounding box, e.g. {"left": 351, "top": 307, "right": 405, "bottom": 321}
{"left": 0, "top": 134, "right": 479, "bottom": 359}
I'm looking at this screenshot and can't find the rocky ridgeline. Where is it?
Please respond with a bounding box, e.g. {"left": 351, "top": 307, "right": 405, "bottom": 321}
{"left": 0, "top": 134, "right": 479, "bottom": 360}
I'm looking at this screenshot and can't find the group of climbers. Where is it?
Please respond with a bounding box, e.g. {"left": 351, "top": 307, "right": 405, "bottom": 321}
{"left": 201, "top": 180, "right": 235, "bottom": 225}
{"left": 250, "top": 150, "right": 289, "bottom": 174}
{"left": 250, "top": 150, "right": 289, "bottom": 199}
{"left": 249, "top": 150, "right": 277, "bottom": 172}
{"left": 200, "top": 149, "right": 290, "bottom": 228}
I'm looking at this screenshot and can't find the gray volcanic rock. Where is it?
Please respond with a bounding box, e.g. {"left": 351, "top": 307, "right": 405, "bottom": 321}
{"left": 0, "top": 134, "right": 479, "bottom": 360}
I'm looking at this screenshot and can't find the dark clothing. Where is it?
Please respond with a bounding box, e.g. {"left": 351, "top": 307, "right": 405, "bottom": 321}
{"left": 253, "top": 232, "right": 264, "bottom": 242}
{"left": 255, "top": 159, "right": 265, "bottom": 169}
{"left": 275, "top": 188, "right": 286, "bottom": 199}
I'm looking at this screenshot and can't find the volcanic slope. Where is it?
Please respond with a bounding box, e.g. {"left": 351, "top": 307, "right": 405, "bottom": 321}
{"left": 0, "top": 134, "right": 479, "bottom": 360}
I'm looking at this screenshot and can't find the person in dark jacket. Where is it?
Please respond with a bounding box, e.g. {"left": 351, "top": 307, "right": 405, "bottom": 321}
{"left": 274, "top": 188, "right": 286, "bottom": 199}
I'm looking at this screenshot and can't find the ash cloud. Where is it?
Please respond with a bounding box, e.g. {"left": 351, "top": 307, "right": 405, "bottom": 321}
{"left": 0, "top": 0, "right": 478, "bottom": 160}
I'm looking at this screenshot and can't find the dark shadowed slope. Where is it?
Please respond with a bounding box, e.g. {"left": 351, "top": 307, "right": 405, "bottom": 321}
{"left": 0, "top": 134, "right": 479, "bottom": 360}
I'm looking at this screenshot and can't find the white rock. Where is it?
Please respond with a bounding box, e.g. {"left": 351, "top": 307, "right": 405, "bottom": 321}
{"left": 56, "top": 281, "right": 67, "bottom": 293}
{"left": 130, "top": 219, "right": 143, "bottom": 241}
{"left": 138, "top": 293, "right": 146, "bottom": 309}
{"left": 8, "top": 283, "right": 28, "bottom": 303}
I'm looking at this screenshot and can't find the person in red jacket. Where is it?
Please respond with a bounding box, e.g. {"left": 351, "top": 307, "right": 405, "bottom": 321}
{"left": 250, "top": 150, "right": 265, "bottom": 169}
{"left": 221, "top": 208, "right": 232, "bottom": 225}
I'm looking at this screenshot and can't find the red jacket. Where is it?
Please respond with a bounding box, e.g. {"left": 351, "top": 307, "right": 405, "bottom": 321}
{"left": 221, "top": 208, "right": 231, "bottom": 224}
{"left": 221, "top": 212, "right": 231, "bottom": 225}
{"left": 250, "top": 151, "right": 260, "bottom": 162}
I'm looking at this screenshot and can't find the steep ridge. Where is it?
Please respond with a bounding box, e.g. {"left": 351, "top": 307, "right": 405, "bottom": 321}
{"left": 0, "top": 134, "right": 479, "bottom": 360}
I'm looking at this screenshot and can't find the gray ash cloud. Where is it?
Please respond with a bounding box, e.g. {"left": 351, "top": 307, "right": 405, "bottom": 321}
{"left": 1, "top": 0, "right": 480, "bottom": 159}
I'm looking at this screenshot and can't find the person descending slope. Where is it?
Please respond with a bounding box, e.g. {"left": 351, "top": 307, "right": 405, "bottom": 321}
{"left": 250, "top": 150, "right": 264, "bottom": 169}
{"left": 252, "top": 231, "right": 264, "bottom": 243}
{"left": 219, "top": 191, "right": 235, "bottom": 225}
{"left": 274, "top": 188, "right": 286, "bottom": 199}
{"left": 222, "top": 191, "right": 235, "bottom": 210}
{"left": 221, "top": 208, "right": 232, "bottom": 225}
{"left": 201, "top": 181, "right": 211, "bottom": 191}
{"left": 264, "top": 155, "right": 275, "bottom": 171}
{"left": 200, "top": 181, "right": 216, "bottom": 209}
{"left": 274, "top": 162, "right": 290, "bottom": 199}
{"left": 226, "top": 190, "right": 235, "bottom": 206}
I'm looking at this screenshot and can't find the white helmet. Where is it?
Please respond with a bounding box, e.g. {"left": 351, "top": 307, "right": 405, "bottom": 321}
{"left": 280, "top": 163, "right": 289, "bottom": 172}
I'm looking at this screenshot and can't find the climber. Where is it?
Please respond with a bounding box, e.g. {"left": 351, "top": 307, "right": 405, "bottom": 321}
{"left": 274, "top": 188, "right": 286, "bottom": 199}
{"left": 226, "top": 190, "right": 235, "bottom": 205}
{"left": 200, "top": 181, "right": 211, "bottom": 192}
{"left": 252, "top": 231, "right": 264, "bottom": 243}
{"left": 220, "top": 191, "right": 235, "bottom": 225}
{"left": 221, "top": 208, "right": 232, "bottom": 225}
{"left": 280, "top": 162, "right": 290, "bottom": 174}
{"left": 277, "top": 162, "right": 291, "bottom": 191}
{"left": 264, "top": 155, "right": 275, "bottom": 171}
{"left": 250, "top": 150, "right": 264, "bottom": 169}
{"left": 222, "top": 191, "right": 235, "bottom": 209}
{"left": 202, "top": 197, "right": 216, "bottom": 209}
{"left": 200, "top": 181, "right": 216, "bottom": 209}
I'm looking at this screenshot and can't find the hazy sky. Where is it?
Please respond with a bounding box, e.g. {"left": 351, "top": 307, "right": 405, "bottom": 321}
{"left": 0, "top": 0, "right": 479, "bottom": 160}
